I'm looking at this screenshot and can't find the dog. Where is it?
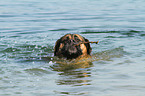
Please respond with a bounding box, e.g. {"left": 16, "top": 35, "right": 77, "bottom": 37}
{"left": 54, "top": 34, "right": 92, "bottom": 59}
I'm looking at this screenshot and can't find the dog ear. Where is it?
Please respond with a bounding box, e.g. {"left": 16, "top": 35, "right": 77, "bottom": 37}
{"left": 54, "top": 39, "right": 61, "bottom": 56}
{"left": 84, "top": 38, "right": 92, "bottom": 55}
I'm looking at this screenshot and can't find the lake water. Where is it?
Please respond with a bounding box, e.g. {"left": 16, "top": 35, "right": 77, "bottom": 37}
{"left": 0, "top": 0, "right": 145, "bottom": 96}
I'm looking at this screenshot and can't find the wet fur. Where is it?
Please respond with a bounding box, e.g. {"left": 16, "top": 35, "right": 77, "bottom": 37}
{"left": 54, "top": 34, "right": 92, "bottom": 59}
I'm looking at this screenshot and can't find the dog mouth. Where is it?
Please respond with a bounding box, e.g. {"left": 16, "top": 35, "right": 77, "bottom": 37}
{"left": 67, "top": 45, "right": 77, "bottom": 54}
{"left": 61, "top": 40, "right": 82, "bottom": 59}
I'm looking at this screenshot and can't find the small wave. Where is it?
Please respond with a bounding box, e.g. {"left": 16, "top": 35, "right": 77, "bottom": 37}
{"left": 0, "top": 45, "right": 53, "bottom": 62}
{"left": 81, "top": 30, "right": 143, "bottom": 37}
{"left": 1, "top": 47, "right": 21, "bottom": 53}
{"left": 53, "top": 47, "right": 125, "bottom": 64}
{"left": 140, "top": 34, "right": 145, "bottom": 36}
{"left": 92, "top": 47, "right": 125, "bottom": 61}
{"left": 50, "top": 47, "right": 125, "bottom": 71}
{"left": 0, "top": 14, "right": 16, "bottom": 18}
{"left": 50, "top": 28, "right": 76, "bottom": 31}
{"left": 25, "top": 68, "right": 52, "bottom": 75}
{"left": 81, "top": 30, "right": 118, "bottom": 34}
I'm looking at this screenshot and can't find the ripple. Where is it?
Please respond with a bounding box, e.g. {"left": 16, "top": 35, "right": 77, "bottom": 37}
{"left": 50, "top": 28, "right": 76, "bottom": 31}
{"left": 140, "top": 34, "right": 145, "bottom": 36}
{"left": 25, "top": 68, "right": 52, "bottom": 75}
{"left": 0, "top": 44, "right": 53, "bottom": 63}
{"left": 92, "top": 47, "right": 126, "bottom": 61}
{"left": 81, "top": 30, "right": 142, "bottom": 34}
{"left": 81, "top": 30, "right": 118, "bottom": 34}
{"left": 0, "top": 14, "right": 17, "bottom": 18}
{"left": 2, "top": 47, "right": 21, "bottom": 53}
{"left": 81, "top": 30, "right": 144, "bottom": 38}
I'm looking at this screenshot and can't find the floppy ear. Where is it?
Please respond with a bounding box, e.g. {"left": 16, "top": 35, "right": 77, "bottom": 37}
{"left": 54, "top": 39, "right": 61, "bottom": 56}
{"left": 84, "top": 38, "right": 92, "bottom": 55}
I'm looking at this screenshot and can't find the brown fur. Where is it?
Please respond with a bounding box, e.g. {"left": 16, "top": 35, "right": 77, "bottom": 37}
{"left": 54, "top": 34, "right": 92, "bottom": 59}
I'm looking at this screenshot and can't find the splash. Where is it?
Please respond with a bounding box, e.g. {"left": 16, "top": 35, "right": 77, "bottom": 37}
{"left": 92, "top": 47, "right": 125, "bottom": 61}
{"left": 50, "top": 47, "right": 125, "bottom": 71}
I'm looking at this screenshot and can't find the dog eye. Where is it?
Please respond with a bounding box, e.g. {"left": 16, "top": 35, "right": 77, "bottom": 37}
{"left": 66, "top": 36, "right": 69, "bottom": 40}
{"left": 63, "top": 36, "right": 69, "bottom": 43}
{"left": 65, "top": 36, "right": 69, "bottom": 41}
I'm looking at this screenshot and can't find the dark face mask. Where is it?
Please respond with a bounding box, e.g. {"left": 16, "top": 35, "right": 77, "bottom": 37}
{"left": 61, "top": 39, "right": 82, "bottom": 59}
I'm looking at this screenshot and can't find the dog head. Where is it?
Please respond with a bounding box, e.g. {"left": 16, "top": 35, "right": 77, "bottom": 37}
{"left": 54, "top": 34, "right": 92, "bottom": 59}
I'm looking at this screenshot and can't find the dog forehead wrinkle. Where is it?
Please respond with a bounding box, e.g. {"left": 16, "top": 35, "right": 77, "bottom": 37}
{"left": 73, "top": 34, "right": 85, "bottom": 41}
{"left": 61, "top": 34, "right": 72, "bottom": 41}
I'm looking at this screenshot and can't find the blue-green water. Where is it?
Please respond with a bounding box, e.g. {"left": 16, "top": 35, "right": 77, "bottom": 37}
{"left": 1, "top": 0, "right": 145, "bottom": 96}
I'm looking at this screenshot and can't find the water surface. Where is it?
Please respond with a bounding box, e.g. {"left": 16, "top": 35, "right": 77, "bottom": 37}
{"left": 1, "top": 0, "right": 145, "bottom": 96}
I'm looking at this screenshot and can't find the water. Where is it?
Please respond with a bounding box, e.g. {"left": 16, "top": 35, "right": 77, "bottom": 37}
{"left": 0, "top": 0, "right": 145, "bottom": 96}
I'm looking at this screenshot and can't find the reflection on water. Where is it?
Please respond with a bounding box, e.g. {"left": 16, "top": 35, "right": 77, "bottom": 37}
{"left": 52, "top": 63, "right": 92, "bottom": 95}
{"left": 51, "top": 59, "right": 93, "bottom": 87}
{"left": 57, "top": 69, "right": 91, "bottom": 86}
{"left": 51, "top": 59, "right": 93, "bottom": 71}
{"left": 50, "top": 47, "right": 125, "bottom": 95}
{"left": 54, "top": 91, "right": 89, "bottom": 96}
